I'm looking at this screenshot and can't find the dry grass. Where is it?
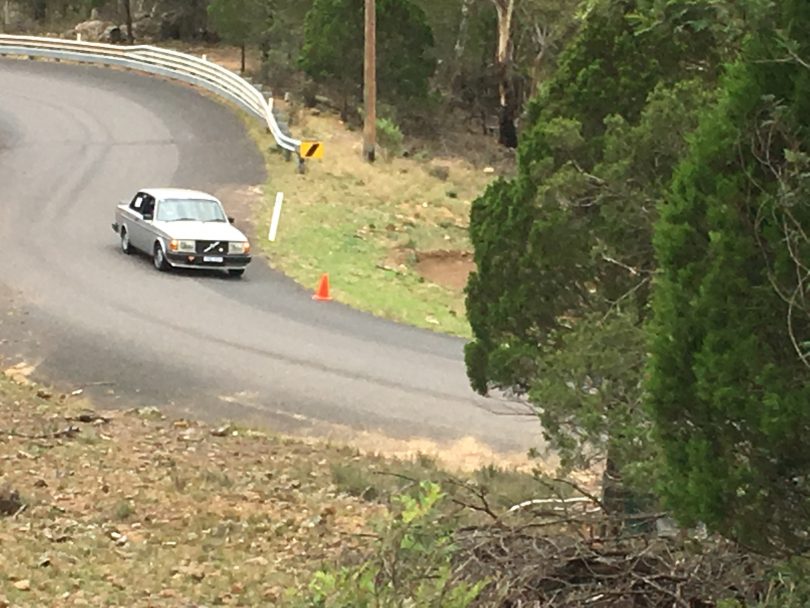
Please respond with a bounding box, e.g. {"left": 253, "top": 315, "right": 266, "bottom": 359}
{"left": 0, "top": 374, "right": 381, "bottom": 606}
{"left": 0, "top": 367, "right": 549, "bottom": 606}
{"left": 243, "top": 104, "right": 514, "bottom": 338}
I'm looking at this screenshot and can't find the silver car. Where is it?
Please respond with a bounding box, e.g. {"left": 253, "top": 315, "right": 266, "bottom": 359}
{"left": 111, "top": 188, "right": 252, "bottom": 277}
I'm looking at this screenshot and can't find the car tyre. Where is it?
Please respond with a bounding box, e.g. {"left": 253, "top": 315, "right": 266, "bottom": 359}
{"left": 120, "top": 227, "right": 132, "bottom": 254}
{"left": 228, "top": 269, "right": 246, "bottom": 278}
{"left": 153, "top": 242, "right": 170, "bottom": 272}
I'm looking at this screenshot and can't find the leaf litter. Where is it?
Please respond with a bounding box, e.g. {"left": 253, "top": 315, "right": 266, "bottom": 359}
{"left": 0, "top": 376, "right": 384, "bottom": 606}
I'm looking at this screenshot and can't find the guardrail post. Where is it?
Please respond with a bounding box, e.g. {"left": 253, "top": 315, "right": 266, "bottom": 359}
{"left": 297, "top": 155, "right": 306, "bottom": 175}
{"left": 266, "top": 97, "right": 274, "bottom": 135}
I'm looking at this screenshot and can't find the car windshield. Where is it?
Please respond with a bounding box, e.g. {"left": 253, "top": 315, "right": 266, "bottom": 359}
{"left": 156, "top": 198, "right": 227, "bottom": 222}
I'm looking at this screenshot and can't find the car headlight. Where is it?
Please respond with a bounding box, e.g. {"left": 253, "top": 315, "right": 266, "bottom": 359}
{"left": 229, "top": 241, "right": 250, "bottom": 255}
{"left": 169, "top": 239, "right": 195, "bottom": 253}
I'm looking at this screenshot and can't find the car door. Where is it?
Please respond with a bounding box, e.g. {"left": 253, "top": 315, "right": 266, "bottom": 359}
{"left": 127, "top": 193, "right": 156, "bottom": 250}
{"left": 137, "top": 195, "right": 157, "bottom": 251}
{"left": 121, "top": 192, "right": 146, "bottom": 250}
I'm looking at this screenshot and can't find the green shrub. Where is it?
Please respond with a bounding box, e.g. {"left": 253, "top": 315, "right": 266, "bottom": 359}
{"left": 646, "top": 0, "right": 810, "bottom": 554}
{"left": 376, "top": 117, "right": 404, "bottom": 160}
{"left": 291, "top": 481, "right": 487, "bottom": 607}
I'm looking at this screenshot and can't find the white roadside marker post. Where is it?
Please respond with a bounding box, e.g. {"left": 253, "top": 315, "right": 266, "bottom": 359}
{"left": 268, "top": 192, "right": 284, "bottom": 242}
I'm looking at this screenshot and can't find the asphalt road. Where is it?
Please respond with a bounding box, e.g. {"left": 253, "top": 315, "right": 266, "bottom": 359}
{"left": 0, "top": 59, "right": 542, "bottom": 457}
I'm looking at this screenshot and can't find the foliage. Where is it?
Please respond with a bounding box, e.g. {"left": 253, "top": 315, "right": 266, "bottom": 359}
{"left": 299, "top": 0, "right": 436, "bottom": 113}
{"left": 464, "top": 0, "right": 725, "bottom": 487}
{"left": 627, "top": 0, "right": 772, "bottom": 61}
{"left": 17, "top": 0, "right": 103, "bottom": 22}
{"left": 646, "top": 0, "right": 810, "bottom": 555}
{"left": 292, "top": 481, "right": 486, "bottom": 608}
{"left": 754, "top": 559, "right": 810, "bottom": 607}
{"left": 375, "top": 117, "right": 404, "bottom": 160}
{"left": 20, "top": 0, "right": 581, "bottom": 142}
{"left": 207, "top": 0, "right": 269, "bottom": 48}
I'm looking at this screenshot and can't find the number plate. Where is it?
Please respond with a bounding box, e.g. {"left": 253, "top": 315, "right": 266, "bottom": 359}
{"left": 203, "top": 256, "right": 224, "bottom": 263}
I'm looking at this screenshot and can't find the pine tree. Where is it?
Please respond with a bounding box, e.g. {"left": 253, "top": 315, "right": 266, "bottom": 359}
{"left": 647, "top": 0, "right": 810, "bottom": 553}
{"left": 464, "top": 0, "right": 727, "bottom": 498}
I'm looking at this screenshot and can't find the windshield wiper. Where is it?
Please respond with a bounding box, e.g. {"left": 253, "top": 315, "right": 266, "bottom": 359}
{"left": 167, "top": 217, "right": 199, "bottom": 222}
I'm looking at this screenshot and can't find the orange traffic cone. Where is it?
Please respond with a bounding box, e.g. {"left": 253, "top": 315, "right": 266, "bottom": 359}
{"left": 312, "top": 273, "right": 332, "bottom": 301}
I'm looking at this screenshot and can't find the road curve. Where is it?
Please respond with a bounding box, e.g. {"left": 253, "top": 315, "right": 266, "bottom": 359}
{"left": 0, "top": 59, "right": 542, "bottom": 457}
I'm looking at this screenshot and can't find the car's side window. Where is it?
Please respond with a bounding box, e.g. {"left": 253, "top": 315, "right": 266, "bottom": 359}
{"left": 129, "top": 193, "right": 145, "bottom": 213}
{"left": 141, "top": 196, "right": 156, "bottom": 219}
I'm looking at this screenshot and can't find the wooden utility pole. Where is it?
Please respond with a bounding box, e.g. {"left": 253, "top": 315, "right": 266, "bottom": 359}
{"left": 122, "top": 0, "right": 134, "bottom": 44}
{"left": 363, "top": 0, "right": 376, "bottom": 163}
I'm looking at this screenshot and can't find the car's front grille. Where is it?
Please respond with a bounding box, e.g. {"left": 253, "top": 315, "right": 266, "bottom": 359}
{"left": 195, "top": 240, "right": 228, "bottom": 255}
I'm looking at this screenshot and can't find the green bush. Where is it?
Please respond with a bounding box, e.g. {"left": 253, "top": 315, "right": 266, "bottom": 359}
{"left": 376, "top": 117, "right": 404, "bottom": 160}
{"left": 463, "top": 0, "right": 724, "bottom": 490}
{"left": 646, "top": 0, "right": 810, "bottom": 554}
{"left": 290, "top": 481, "right": 487, "bottom": 607}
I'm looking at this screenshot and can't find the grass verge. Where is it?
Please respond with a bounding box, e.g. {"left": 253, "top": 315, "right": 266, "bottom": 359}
{"left": 0, "top": 370, "right": 555, "bottom": 606}
{"left": 241, "top": 106, "right": 512, "bottom": 339}
{"left": 160, "top": 42, "right": 509, "bottom": 338}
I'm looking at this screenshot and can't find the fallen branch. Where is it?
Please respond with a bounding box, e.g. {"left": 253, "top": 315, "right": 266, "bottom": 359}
{"left": 65, "top": 413, "right": 112, "bottom": 424}
{"left": 0, "top": 425, "right": 81, "bottom": 440}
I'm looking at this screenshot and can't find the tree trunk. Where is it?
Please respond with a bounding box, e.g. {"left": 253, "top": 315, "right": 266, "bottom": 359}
{"left": 33, "top": 0, "right": 46, "bottom": 22}
{"left": 189, "top": 0, "right": 200, "bottom": 37}
{"left": 240, "top": 42, "right": 246, "bottom": 75}
{"left": 123, "top": 0, "right": 134, "bottom": 44}
{"left": 1, "top": 0, "right": 9, "bottom": 33}
{"left": 498, "top": 101, "right": 518, "bottom": 148}
{"left": 453, "top": 0, "right": 474, "bottom": 62}
{"left": 529, "top": 23, "right": 549, "bottom": 98}
{"left": 599, "top": 446, "right": 626, "bottom": 538}
{"left": 491, "top": 0, "right": 517, "bottom": 148}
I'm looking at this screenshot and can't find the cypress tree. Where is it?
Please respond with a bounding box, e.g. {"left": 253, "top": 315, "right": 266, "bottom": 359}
{"left": 647, "top": 0, "right": 810, "bottom": 553}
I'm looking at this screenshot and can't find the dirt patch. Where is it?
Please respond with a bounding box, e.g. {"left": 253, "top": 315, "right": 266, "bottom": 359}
{"left": 415, "top": 250, "right": 476, "bottom": 291}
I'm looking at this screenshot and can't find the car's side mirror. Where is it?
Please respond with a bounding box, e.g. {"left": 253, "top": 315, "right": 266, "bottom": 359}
{"left": 228, "top": 216, "right": 235, "bottom": 224}
{"left": 142, "top": 212, "right": 153, "bottom": 220}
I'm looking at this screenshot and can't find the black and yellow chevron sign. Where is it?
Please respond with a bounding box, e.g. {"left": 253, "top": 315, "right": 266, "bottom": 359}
{"left": 299, "top": 141, "right": 324, "bottom": 159}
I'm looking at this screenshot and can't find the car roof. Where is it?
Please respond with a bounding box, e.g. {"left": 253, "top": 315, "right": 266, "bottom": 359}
{"left": 139, "top": 188, "right": 220, "bottom": 202}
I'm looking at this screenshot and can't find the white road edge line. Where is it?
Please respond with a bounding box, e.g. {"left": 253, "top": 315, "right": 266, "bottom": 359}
{"left": 268, "top": 191, "right": 284, "bottom": 242}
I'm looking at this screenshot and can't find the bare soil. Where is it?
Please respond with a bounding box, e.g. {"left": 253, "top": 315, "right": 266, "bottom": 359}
{"left": 415, "top": 250, "right": 476, "bottom": 292}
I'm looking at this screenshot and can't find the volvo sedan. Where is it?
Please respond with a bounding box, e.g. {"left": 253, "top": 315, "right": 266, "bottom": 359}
{"left": 112, "top": 188, "right": 252, "bottom": 277}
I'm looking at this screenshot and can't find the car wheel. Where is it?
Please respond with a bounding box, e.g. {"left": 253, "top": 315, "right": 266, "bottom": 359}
{"left": 120, "top": 227, "right": 132, "bottom": 254}
{"left": 228, "top": 269, "right": 245, "bottom": 278}
{"left": 153, "top": 242, "right": 170, "bottom": 272}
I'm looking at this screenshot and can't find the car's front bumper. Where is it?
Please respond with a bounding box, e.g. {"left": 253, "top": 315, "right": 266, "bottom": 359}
{"left": 166, "top": 251, "right": 252, "bottom": 270}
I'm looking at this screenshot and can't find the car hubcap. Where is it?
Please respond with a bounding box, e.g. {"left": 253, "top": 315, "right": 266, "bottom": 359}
{"left": 154, "top": 248, "right": 163, "bottom": 268}
{"left": 121, "top": 232, "right": 129, "bottom": 250}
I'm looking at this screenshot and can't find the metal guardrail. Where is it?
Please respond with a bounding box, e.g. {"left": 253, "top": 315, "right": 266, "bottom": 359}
{"left": 0, "top": 34, "right": 303, "bottom": 166}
